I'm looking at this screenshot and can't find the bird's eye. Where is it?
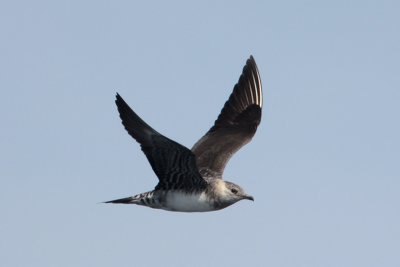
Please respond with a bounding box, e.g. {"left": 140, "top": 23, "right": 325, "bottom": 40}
{"left": 231, "top": 188, "right": 238, "bottom": 194}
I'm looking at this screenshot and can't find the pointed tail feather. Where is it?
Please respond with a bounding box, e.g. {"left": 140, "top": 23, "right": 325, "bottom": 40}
{"left": 104, "top": 196, "right": 135, "bottom": 204}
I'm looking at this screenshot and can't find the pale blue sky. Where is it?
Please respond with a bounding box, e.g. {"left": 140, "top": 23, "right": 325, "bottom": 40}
{"left": 1, "top": 1, "right": 399, "bottom": 266}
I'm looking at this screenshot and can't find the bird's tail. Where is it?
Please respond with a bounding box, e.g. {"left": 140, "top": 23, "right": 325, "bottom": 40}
{"left": 104, "top": 196, "right": 136, "bottom": 204}
{"left": 104, "top": 191, "right": 154, "bottom": 205}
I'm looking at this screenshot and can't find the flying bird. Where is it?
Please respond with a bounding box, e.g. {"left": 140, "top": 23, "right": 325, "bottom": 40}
{"left": 106, "top": 56, "right": 263, "bottom": 212}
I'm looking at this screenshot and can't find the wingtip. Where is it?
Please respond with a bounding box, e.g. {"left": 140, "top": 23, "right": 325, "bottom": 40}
{"left": 115, "top": 93, "right": 127, "bottom": 107}
{"left": 248, "top": 55, "right": 257, "bottom": 65}
{"left": 246, "top": 55, "right": 262, "bottom": 108}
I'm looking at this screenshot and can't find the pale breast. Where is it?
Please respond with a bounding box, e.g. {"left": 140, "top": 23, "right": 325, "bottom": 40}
{"left": 164, "top": 191, "right": 214, "bottom": 212}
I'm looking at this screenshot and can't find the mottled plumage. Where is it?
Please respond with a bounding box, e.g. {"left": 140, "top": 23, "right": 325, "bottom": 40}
{"left": 105, "top": 56, "right": 263, "bottom": 212}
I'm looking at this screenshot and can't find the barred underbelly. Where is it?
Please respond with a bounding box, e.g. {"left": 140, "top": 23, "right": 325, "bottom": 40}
{"left": 134, "top": 191, "right": 163, "bottom": 209}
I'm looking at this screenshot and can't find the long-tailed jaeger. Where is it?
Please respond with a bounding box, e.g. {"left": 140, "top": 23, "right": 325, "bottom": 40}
{"left": 105, "top": 56, "right": 262, "bottom": 212}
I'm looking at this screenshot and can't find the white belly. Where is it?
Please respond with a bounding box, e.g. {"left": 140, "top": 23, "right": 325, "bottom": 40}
{"left": 164, "top": 191, "right": 214, "bottom": 212}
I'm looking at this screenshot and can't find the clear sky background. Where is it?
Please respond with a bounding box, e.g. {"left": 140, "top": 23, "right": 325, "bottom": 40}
{"left": 1, "top": 1, "right": 399, "bottom": 266}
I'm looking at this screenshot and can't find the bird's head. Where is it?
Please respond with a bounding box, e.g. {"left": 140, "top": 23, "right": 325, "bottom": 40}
{"left": 214, "top": 180, "right": 254, "bottom": 206}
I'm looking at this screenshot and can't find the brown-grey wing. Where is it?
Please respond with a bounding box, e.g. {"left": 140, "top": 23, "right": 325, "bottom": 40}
{"left": 115, "top": 94, "right": 207, "bottom": 191}
{"left": 191, "top": 56, "right": 263, "bottom": 178}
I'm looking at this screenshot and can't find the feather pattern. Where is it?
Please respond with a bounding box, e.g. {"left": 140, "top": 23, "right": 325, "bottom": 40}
{"left": 191, "top": 56, "right": 263, "bottom": 177}
{"left": 115, "top": 94, "right": 207, "bottom": 190}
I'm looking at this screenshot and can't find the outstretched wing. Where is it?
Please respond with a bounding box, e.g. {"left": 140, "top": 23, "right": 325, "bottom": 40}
{"left": 191, "top": 56, "right": 263, "bottom": 178}
{"left": 115, "top": 94, "right": 207, "bottom": 191}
